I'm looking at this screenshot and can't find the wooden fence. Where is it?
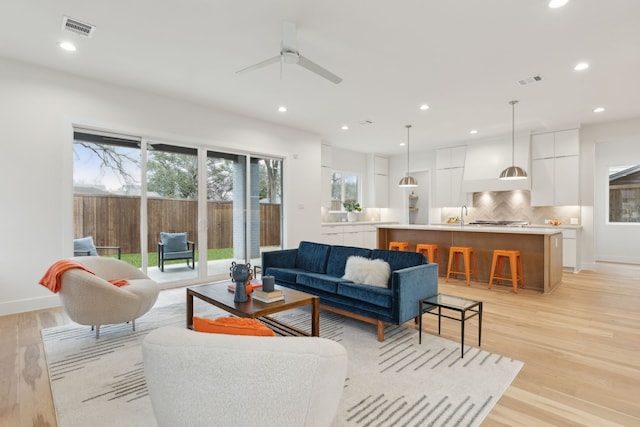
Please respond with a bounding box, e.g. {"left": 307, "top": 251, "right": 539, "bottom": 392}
{"left": 74, "top": 194, "right": 281, "bottom": 253}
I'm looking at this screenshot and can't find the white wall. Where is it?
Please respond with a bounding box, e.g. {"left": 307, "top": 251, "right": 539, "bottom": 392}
{"left": 582, "top": 117, "right": 640, "bottom": 265}
{"left": 0, "top": 58, "right": 322, "bottom": 315}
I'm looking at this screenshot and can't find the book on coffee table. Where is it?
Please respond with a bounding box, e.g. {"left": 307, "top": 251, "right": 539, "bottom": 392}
{"left": 253, "top": 289, "right": 283, "bottom": 299}
{"left": 227, "top": 281, "right": 262, "bottom": 293}
{"left": 252, "top": 292, "right": 285, "bottom": 303}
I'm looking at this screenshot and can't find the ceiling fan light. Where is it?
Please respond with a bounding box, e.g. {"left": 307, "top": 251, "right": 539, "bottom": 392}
{"left": 398, "top": 176, "right": 418, "bottom": 187}
{"left": 499, "top": 166, "right": 528, "bottom": 180}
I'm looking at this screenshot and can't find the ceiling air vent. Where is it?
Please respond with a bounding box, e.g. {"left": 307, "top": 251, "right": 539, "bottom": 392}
{"left": 517, "top": 75, "right": 543, "bottom": 86}
{"left": 359, "top": 120, "right": 373, "bottom": 126}
{"left": 62, "top": 16, "right": 96, "bottom": 37}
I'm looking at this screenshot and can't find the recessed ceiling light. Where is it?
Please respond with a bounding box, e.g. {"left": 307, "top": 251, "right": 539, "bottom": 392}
{"left": 593, "top": 107, "right": 605, "bottom": 113}
{"left": 574, "top": 62, "right": 589, "bottom": 71}
{"left": 419, "top": 104, "right": 429, "bottom": 111}
{"left": 548, "top": 0, "right": 569, "bottom": 9}
{"left": 470, "top": 129, "right": 478, "bottom": 135}
{"left": 341, "top": 125, "right": 349, "bottom": 131}
{"left": 399, "top": 142, "right": 406, "bottom": 146}
{"left": 277, "top": 106, "right": 287, "bottom": 113}
{"left": 59, "top": 41, "right": 77, "bottom": 52}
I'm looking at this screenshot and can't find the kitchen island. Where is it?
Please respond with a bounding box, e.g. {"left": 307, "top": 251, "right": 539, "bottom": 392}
{"left": 378, "top": 224, "right": 563, "bottom": 293}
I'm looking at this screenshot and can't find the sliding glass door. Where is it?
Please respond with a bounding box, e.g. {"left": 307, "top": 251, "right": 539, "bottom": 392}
{"left": 73, "top": 128, "right": 283, "bottom": 284}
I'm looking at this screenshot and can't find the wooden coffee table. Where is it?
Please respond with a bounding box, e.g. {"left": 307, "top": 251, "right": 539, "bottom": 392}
{"left": 186, "top": 282, "right": 320, "bottom": 336}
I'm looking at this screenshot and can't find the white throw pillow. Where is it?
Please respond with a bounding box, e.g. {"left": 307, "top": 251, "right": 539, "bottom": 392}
{"left": 342, "top": 256, "right": 391, "bottom": 288}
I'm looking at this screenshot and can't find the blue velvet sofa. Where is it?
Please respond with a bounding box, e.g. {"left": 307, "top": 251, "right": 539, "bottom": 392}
{"left": 262, "top": 241, "right": 438, "bottom": 341}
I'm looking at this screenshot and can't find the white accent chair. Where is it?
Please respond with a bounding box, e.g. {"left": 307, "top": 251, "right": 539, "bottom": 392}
{"left": 142, "top": 326, "right": 348, "bottom": 427}
{"left": 59, "top": 257, "right": 159, "bottom": 338}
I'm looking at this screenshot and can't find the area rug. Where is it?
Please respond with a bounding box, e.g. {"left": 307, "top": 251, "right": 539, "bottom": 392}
{"left": 42, "top": 299, "right": 522, "bottom": 427}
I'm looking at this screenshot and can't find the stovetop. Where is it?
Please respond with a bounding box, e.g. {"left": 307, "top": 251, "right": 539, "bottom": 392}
{"left": 467, "top": 220, "right": 529, "bottom": 227}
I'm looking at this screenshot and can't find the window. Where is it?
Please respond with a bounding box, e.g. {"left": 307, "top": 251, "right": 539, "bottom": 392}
{"left": 331, "top": 171, "right": 360, "bottom": 211}
{"left": 609, "top": 165, "right": 640, "bottom": 223}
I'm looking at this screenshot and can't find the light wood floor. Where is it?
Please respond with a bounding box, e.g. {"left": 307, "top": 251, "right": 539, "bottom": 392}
{"left": 1, "top": 262, "right": 639, "bottom": 426}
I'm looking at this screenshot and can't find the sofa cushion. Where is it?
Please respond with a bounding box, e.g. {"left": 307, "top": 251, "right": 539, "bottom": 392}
{"left": 263, "top": 267, "right": 301, "bottom": 284}
{"left": 326, "top": 246, "right": 372, "bottom": 278}
{"left": 371, "top": 249, "right": 425, "bottom": 272}
{"left": 296, "top": 272, "right": 343, "bottom": 294}
{"left": 295, "top": 241, "right": 331, "bottom": 274}
{"left": 343, "top": 256, "right": 391, "bottom": 288}
{"left": 336, "top": 282, "right": 393, "bottom": 308}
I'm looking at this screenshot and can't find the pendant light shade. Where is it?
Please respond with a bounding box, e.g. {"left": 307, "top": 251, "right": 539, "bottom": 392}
{"left": 499, "top": 100, "right": 528, "bottom": 180}
{"left": 398, "top": 124, "right": 418, "bottom": 187}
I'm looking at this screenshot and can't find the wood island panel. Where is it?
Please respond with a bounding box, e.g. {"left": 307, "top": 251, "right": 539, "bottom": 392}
{"left": 378, "top": 226, "right": 563, "bottom": 293}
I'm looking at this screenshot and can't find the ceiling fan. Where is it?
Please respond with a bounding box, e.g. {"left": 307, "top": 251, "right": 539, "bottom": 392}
{"left": 236, "top": 22, "right": 342, "bottom": 84}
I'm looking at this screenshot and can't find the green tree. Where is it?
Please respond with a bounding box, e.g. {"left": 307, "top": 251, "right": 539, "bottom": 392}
{"left": 147, "top": 151, "right": 198, "bottom": 198}
{"left": 259, "top": 160, "right": 281, "bottom": 202}
{"left": 207, "top": 158, "right": 233, "bottom": 201}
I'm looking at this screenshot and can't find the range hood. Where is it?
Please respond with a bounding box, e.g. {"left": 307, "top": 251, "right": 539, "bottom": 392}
{"left": 461, "top": 133, "right": 530, "bottom": 192}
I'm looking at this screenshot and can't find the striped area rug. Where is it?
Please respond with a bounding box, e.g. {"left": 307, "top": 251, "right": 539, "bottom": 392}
{"left": 42, "top": 299, "right": 522, "bottom": 427}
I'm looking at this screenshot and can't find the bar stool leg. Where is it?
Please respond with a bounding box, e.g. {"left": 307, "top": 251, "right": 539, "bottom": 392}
{"left": 509, "top": 253, "right": 518, "bottom": 293}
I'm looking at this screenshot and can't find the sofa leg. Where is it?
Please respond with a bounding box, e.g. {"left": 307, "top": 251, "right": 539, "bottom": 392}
{"left": 377, "top": 321, "right": 385, "bottom": 342}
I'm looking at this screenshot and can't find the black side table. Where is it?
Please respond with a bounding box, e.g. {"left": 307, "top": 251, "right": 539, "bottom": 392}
{"left": 419, "top": 293, "right": 482, "bottom": 358}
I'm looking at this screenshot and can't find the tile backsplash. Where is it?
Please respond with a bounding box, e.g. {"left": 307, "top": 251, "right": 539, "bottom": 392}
{"left": 441, "top": 190, "right": 580, "bottom": 226}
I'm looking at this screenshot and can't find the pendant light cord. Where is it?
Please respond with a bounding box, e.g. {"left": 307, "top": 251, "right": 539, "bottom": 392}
{"left": 510, "top": 100, "right": 518, "bottom": 166}
{"left": 406, "top": 124, "right": 412, "bottom": 174}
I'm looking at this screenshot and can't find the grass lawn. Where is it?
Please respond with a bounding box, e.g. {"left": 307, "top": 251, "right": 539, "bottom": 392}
{"left": 114, "top": 248, "right": 234, "bottom": 268}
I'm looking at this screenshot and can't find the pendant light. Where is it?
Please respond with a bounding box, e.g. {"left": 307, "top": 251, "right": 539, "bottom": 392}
{"left": 499, "top": 100, "right": 528, "bottom": 180}
{"left": 398, "top": 124, "right": 418, "bottom": 187}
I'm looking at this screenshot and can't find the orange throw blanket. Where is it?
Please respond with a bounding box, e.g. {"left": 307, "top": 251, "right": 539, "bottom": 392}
{"left": 39, "top": 259, "right": 129, "bottom": 293}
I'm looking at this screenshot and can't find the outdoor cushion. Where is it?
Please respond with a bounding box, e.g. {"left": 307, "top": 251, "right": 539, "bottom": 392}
{"left": 74, "top": 236, "right": 99, "bottom": 256}
{"left": 326, "top": 245, "right": 372, "bottom": 278}
{"left": 295, "top": 241, "right": 331, "bottom": 274}
{"left": 160, "top": 232, "right": 188, "bottom": 252}
{"left": 162, "top": 250, "right": 193, "bottom": 260}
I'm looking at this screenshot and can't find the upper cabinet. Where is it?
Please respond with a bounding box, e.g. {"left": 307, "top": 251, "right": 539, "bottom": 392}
{"left": 436, "top": 146, "right": 467, "bottom": 207}
{"left": 368, "top": 154, "right": 389, "bottom": 208}
{"left": 530, "top": 129, "right": 579, "bottom": 206}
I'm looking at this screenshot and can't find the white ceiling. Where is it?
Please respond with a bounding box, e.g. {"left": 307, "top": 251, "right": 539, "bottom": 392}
{"left": 2, "top": 0, "right": 640, "bottom": 155}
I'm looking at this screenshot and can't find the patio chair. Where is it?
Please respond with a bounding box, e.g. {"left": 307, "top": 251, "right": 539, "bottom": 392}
{"left": 73, "top": 236, "right": 121, "bottom": 259}
{"left": 158, "top": 232, "right": 195, "bottom": 272}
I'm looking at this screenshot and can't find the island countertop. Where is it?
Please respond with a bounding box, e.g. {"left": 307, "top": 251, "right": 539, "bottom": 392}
{"left": 377, "top": 225, "right": 563, "bottom": 293}
{"left": 380, "top": 224, "right": 565, "bottom": 235}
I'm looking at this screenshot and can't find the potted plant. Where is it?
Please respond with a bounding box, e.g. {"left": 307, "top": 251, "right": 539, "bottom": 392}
{"left": 343, "top": 200, "right": 362, "bottom": 222}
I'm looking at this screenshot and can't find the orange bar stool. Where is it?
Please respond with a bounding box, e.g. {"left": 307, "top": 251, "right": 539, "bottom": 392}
{"left": 446, "top": 246, "right": 478, "bottom": 285}
{"left": 489, "top": 249, "right": 525, "bottom": 293}
{"left": 388, "top": 241, "right": 410, "bottom": 251}
{"left": 416, "top": 244, "right": 442, "bottom": 275}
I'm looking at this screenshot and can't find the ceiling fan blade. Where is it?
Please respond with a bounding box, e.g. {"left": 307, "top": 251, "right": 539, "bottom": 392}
{"left": 297, "top": 55, "right": 342, "bottom": 84}
{"left": 281, "top": 21, "right": 297, "bottom": 51}
{"left": 235, "top": 56, "right": 280, "bottom": 75}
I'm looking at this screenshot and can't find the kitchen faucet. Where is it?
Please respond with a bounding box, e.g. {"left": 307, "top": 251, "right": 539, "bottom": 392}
{"left": 460, "top": 205, "right": 468, "bottom": 227}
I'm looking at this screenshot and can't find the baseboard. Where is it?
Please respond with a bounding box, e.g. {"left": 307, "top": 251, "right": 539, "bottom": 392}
{"left": 0, "top": 294, "right": 61, "bottom": 316}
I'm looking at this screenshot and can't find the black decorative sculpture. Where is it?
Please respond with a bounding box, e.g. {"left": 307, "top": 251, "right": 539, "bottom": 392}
{"left": 230, "top": 261, "right": 252, "bottom": 303}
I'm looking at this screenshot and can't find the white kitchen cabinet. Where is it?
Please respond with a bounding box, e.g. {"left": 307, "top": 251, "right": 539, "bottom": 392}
{"left": 373, "top": 174, "right": 389, "bottom": 207}
{"left": 554, "top": 156, "right": 579, "bottom": 205}
{"left": 531, "top": 129, "right": 579, "bottom": 206}
{"left": 321, "top": 224, "right": 379, "bottom": 249}
{"left": 436, "top": 146, "right": 466, "bottom": 207}
{"left": 320, "top": 225, "right": 344, "bottom": 245}
{"left": 436, "top": 167, "right": 465, "bottom": 207}
{"left": 561, "top": 228, "right": 580, "bottom": 272}
{"left": 374, "top": 156, "right": 389, "bottom": 175}
{"left": 321, "top": 144, "right": 332, "bottom": 167}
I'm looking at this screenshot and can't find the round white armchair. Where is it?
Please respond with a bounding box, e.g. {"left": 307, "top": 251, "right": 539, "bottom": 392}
{"left": 59, "top": 257, "right": 159, "bottom": 338}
